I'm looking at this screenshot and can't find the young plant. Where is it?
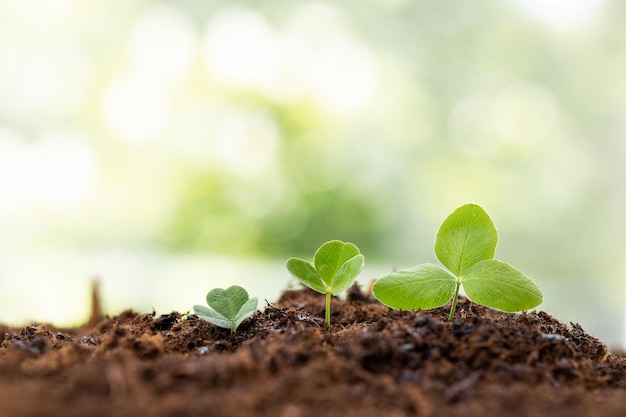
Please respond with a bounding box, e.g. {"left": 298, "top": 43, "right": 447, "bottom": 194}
{"left": 373, "top": 203, "right": 543, "bottom": 320}
{"left": 193, "top": 285, "right": 258, "bottom": 334}
{"left": 286, "top": 240, "right": 364, "bottom": 328}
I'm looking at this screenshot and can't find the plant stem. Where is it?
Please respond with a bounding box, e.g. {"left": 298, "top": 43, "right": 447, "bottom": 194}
{"left": 448, "top": 278, "right": 462, "bottom": 321}
{"left": 325, "top": 291, "right": 331, "bottom": 328}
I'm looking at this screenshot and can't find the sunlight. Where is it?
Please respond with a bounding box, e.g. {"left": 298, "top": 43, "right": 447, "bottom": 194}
{"left": 0, "top": 46, "right": 92, "bottom": 123}
{"left": 0, "top": 130, "right": 98, "bottom": 211}
{"left": 100, "top": 72, "right": 171, "bottom": 144}
{"left": 449, "top": 81, "right": 558, "bottom": 157}
{"left": 308, "top": 38, "right": 379, "bottom": 115}
{"left": 202, "top": 7, "right": 279, "bottom": 88}
{"left": 0, "top": 0, "right": 77, "bottom": 32}
{"left": 207, "top": 109, "right": 280, "bottom": 179}
{"left": 201, "top": 4, "right": 378, "bottom": 114}
{"left": 449, "top": 93, "right": 501, "bottom": 157}
{"left": 127, "top": 4, "right": 196, "bottom": 83}
{"left": 283, "top": 3, "right": 379, "bottom": 114}
{"left": 0, "top": 251, "right": 90, "bottom": 326}
{"left": 30, "top": 130, "right": 99, "bottom": 209}
{"left": 0, "top": 128, "right": 98, "bottom": 211}
{"left": 0, "top": 128, "right": 29, "bottom": 212}
{"left": 537, "top": 145, "right": 593, "bottom": 209}
{"left": 493, "top": 82, "right": 557, "bottom": 151}
{"left": 512, "top": 0, "right": 605, "bottom": 30}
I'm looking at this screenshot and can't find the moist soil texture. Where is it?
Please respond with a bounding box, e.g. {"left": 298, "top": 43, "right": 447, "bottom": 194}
{"left": 1, "top": 286, "right": 625, "bottom": 417}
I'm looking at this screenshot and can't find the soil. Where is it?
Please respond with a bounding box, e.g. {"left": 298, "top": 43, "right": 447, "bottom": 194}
{"left": 1, "top": 286, "right": 624, "bottom": 417}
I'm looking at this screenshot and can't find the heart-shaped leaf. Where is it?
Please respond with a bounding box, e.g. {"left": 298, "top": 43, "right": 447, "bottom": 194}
{"left": 462, "top": 259, "right": 543, "bottom": 312}
{"left": 434, "top": 203, "right": 498, "bottom": 276}
{"left": 194, "top": 285, "right": 258, "bottom": 333}
{"left": 207, "top": 285, "right": 250, "bottom": 319}
{"left": 373, "top": 264, "right": 457, "bottom": 310}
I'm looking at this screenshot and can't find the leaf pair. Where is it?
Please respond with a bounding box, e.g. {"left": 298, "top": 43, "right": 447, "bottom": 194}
{"left": 287, "top": 240, "right": 364, "bottom": 327}
{"left": 193, "top": 285, "right": 258, "bottom": 334}
{"left": 373, "top": 204, "right": 543, "bottom": 319}
{"left": 287, "top": 240, "right": 364, "bottom": 296}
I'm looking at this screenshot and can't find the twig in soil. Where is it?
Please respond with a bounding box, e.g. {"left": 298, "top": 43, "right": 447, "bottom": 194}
{"left": 87, "top": 277, "right": 104, "bottom": 329}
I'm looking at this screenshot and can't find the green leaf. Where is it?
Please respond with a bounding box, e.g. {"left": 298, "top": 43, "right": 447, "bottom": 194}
{"left": 207, "top": 285, "right": 250, "bottom": 319}
{"left": 373, "top": 264, "right": 457, "bottom": 310}
{"left": 330, "top": 254, "right": 365, "bottom": 295}
{"left": 371, "top": 204, "right": 543, "bottom": 320}
{"left": 234, "top": 297, "right": 258, "bottom": 329}
{"left": 196, "top": 285, "right": 258, "bottom": 333}
{"left": 462, "top": 259, "right": 543, "bottom": 312}
{"left": 434, "top": 203, "right": 498, "bottom": 276}
{"left": 286, "top": 240, "right": 363, "bottom": 295}
{"left": 193, "top": 304, "right": 232, "bottom": 330}
{"left": 286, "top": 240, "right": 364, "bottom": 328}
{"left": 286, "top": 258, "right": 326, "bottom": 293}
{"left": 314, "top": 240, "right": 361, "bottom": 287}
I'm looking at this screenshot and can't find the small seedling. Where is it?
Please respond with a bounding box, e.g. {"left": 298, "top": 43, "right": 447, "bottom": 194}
{"left": 286, "top": 240, "right": 364, "bottom": 328}
{"left": 373, "top": 203, "right": 542, "bottom": 320}
{"left": 193, "top": 285, "right": 258, "bottom": 334}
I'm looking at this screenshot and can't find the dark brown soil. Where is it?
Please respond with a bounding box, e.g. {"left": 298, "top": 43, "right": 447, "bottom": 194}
{"left": 1, "top": 286, "right": 625, "bottom": 417}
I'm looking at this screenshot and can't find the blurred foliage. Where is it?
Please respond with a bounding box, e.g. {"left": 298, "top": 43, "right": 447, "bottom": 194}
{"left": 0, "top": 0, "right": 624, "bottom": 334}
{"left": 160, "top": 95, "right": 399, "bottom": 258}
{"left": 144, "top": 0, "right": 625, "bottom": 267}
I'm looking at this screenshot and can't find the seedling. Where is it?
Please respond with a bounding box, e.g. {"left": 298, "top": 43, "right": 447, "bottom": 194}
{"left": 373, "top": 203, "right": 542, "bottom": 320}
{"left": 287, "top": 240, "right": 364, "bottom": 328}
{"left": 193, "top": 285, "right": 258, "bottom": 334}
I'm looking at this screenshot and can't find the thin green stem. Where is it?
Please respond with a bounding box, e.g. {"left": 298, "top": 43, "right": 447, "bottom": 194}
{"left": 325, "top": 291, "right": 332, "bottom": 328}
{"left": 448, "top": 278, "right": 462, "bottom": 321}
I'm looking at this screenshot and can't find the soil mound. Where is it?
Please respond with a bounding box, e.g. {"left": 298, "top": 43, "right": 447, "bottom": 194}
{"left": 1, "top": 287, "right": 624, "bottom": 417}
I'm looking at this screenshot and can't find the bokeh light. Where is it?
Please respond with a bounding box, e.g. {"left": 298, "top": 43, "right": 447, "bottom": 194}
{"left": 0, "top": 0, "right": 623, "bottom": 348}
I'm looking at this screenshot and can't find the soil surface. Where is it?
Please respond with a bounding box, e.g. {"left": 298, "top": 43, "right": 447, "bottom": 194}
{"left": 1, "top": 286, "right": 625, "bottom": 417}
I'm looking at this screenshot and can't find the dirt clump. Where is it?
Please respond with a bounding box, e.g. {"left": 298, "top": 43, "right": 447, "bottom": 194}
{"left": 0, "top": 287, "right": 624, "bottom": 417}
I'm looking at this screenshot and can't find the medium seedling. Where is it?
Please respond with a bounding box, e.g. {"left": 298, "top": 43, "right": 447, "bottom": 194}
{"left": 373, "top": 203, "right": 542, "bottom": 320}
{"left": 193, "top": 285, "right": 258, "bottom": 334}
{"left": 287, "top": 240, "right": 364, "bottom": 328}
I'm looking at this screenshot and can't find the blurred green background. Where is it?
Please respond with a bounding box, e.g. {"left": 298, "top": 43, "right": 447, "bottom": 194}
{"left": 0, "top": 0, "right": 624, "bottom": 347}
